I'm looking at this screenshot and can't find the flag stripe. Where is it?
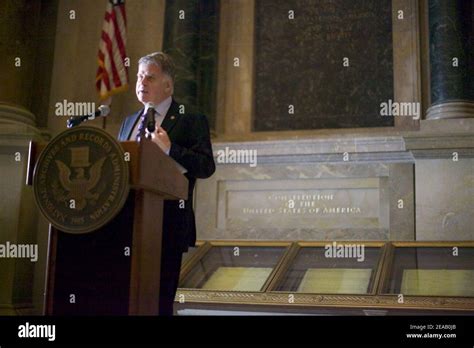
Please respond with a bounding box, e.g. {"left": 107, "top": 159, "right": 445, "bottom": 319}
{"left": 97, "top": 50, "right": 111, "bottom": 90}
{"left": 105, "top": 10, "right": 126, "bottom": 62}
{"left": 96, "top": 0, "right": 129, "bottom": 100}
{"left": 101, "top": 31, "right": 122, "bottom": 88}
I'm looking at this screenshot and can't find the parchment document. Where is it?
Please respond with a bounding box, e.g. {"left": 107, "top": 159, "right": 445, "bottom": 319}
{"left": 202, "top": 267, "right": 273, "bottom": 291}
{"left": 401, "top": 269, "right": 474, "bottom": 296}
{"left": 297, "top": 268, "right": 372, "bottom": 294}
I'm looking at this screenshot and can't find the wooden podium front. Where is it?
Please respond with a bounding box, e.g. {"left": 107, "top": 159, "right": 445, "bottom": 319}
{"left": 28, "top": 140, "right": 188, "bottom": 315}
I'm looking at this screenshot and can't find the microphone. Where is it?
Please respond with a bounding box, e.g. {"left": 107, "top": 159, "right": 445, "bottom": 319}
{"left": 67, "top": 105, "right": 111, "bottom": 128}
{"left": 144, "top": 103, "right": 156, "bottom": 138}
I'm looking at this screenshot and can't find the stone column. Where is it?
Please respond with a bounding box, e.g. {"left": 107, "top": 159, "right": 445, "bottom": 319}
{"left": 163, "top": 0, "right": 200, "bottom": 110}
{"left": 426, "top": 0, "right": 474, "bottom": 119}
{"left": 0, "top": 0, "right": 44, "bottom": 315}
{"left": 162, "top": 0, "right": 219, "bottom": 130}
{"left": 216, "top": 0, "right": 255, "bottom": 136}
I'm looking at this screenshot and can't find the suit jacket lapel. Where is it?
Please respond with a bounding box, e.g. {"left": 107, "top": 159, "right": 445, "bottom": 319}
{"left": 124, "top": 109, "right": 143, "bottom": 141}
{"left": 160, "top": 99, "right": 180, "bottom": 134}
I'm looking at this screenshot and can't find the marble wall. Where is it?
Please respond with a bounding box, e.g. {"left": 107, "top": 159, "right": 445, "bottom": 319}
{"left": 194, "top": 119, "right": 474, "bottom": 242}
{"left": 163, "top": 0, "right": 219, "bottom": 129}
{"left": 415, "top": 158, "right": 474, "bottom": 240}
{"left": 254, "top": 0, "right": 394, "bottom": 130}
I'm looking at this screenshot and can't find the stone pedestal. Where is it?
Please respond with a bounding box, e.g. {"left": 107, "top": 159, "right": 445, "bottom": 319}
{"left": 405, "top": 118, "right": 474, "bottom": 240}
{"left": 0, "top": 104, "right": 45, "bottom": 315}
{"left": 195, "top": 137, "right": 415, "bottom": 241}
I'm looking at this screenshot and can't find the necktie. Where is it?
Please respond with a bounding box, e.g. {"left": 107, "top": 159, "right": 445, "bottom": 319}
{"left": 136, "top": 113, "right": 146, "bottom": 142}
{"left": 136, "top": 108, "right": 155, "bottom": 141}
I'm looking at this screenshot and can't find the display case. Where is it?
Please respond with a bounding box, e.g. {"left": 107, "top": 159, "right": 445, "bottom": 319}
{"left": 176, "top": 241, "right": 474, "bottom": 315}
{"left": 269, "top": 242, "right": 385, "bottom": 295}
{"left": 182, "top": 241, "right": 206, "bottom": 266}
{"left": 380, "top": 242, "right": 474, "bottom": 297}
{"left": 179, "top": 241, "right": 292, "bottom": 292}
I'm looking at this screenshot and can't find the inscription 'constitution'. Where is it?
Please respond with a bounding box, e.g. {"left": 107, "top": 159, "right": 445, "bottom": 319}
{"left": 223, "top": 187, "right": 384, "bottom": 229}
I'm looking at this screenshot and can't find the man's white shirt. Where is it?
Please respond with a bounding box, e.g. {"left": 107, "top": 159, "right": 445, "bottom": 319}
{"left": 130, "top": 96, "right": 172, "bottom": 141}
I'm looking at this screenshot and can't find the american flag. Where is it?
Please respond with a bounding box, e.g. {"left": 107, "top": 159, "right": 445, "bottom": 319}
{"left": 96, "top": 0, "right": 129, "bottom": 100}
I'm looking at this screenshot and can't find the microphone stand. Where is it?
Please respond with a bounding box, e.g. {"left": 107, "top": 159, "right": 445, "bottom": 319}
{"left": 66, "top": 105, "right": 110, "bottom": 128}
{"left": 67, "top": 115, "right": 89, "bottom": 128}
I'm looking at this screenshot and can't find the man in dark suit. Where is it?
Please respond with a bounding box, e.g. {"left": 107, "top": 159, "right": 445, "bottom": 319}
{"left": 118, "top": 52, "right": 215, "bottom": 315}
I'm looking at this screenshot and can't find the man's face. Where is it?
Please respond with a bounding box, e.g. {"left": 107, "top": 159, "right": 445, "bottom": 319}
{"left": 136, "top": 63, "right": 172, "bottom": 105}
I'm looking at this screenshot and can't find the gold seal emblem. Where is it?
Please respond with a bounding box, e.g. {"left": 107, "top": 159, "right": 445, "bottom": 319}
{"left": 33, "top": 126, "right": 129, "bottom": 234}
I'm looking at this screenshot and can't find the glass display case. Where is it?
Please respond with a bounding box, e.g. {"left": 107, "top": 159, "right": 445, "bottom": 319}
{"left": 269, "top": 242, "right": 385, "bottom": 295}
{"left": 381, "top": 242, "right": 474, "bottom": 297}
{"left": 177, "top": 241, "right": 474, "bottom": 315}
{"left": 179, "top": 241, "right": 291, "bottom": 292}
{"left": 182, "top": 241, "right": 206, "bottom": 265}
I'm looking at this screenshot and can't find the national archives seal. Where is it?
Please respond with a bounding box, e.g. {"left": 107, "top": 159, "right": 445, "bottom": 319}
{"left": 33, "top": 126, "right": 129, "bottom": 234}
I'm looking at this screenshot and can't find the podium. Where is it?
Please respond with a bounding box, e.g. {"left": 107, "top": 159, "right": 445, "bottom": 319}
{"left": 27, "top": 138, "right": 188, "bottom": 315}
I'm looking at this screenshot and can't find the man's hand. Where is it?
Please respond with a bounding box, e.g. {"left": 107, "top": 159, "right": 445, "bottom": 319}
{"left": 148, "top": 126, "right": 171, "bottom": 153}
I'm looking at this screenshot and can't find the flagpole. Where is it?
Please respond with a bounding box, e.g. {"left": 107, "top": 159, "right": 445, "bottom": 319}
{"left": 102, "top": 96, "right": 112, "bottom": 130}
